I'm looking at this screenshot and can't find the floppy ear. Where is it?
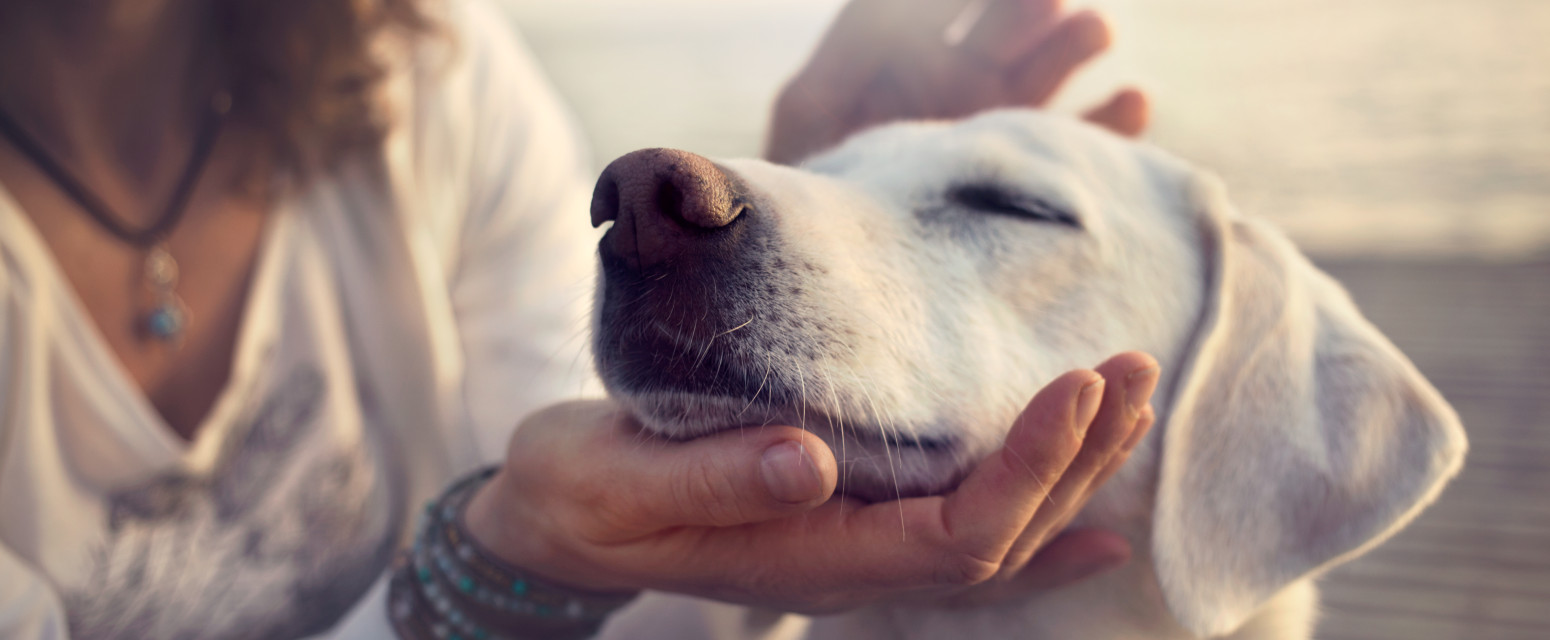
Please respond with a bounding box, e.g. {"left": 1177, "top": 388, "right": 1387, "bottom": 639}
{"left": 1150, "top": 174, "right": 1468, "bottom": 637}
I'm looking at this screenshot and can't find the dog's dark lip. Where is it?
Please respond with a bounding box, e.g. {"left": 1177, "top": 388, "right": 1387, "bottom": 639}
{"left": 842, "top": 426, "right": 958, "bottom": 452}
{"left": 645, "top": 420, "right": 960, "bottom": 453}
{"left": 620, "top": 389, "right": 962, "bottom": 453}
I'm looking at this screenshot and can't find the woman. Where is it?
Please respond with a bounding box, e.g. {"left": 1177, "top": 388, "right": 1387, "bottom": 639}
{"left": 0, "top": 0, "right": 1156, "bottom": 638}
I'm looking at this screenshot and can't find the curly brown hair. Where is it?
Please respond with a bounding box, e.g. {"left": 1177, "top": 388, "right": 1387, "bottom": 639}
{"left": 216, "top": 0, "right": 436, "bottom": 185}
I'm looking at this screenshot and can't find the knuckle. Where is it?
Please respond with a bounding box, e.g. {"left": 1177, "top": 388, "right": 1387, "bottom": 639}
{"left": 561, "top": 500, "right": 625, "bottom": 546}
{"left": 672, "top": 462, "right": 746, "bottom": 525}
{"left": 556, "top": 474, "right": 638, "bottom": 544}
{"left": 727, "top": 562, "right": 784, "bottom": 599}
{"left": 566, "top": 469, "right": 612, "bottom": 510}
{"left": 934, "top": 549, "right": 1002, "bottom": 586}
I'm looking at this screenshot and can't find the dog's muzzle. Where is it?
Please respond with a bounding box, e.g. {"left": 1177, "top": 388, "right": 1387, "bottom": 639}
{"left": 589, "top": 148, "right": 785, "bottom": 405}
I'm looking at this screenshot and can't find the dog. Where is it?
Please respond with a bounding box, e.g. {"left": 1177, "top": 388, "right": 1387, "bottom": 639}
{"left": 587, "top": 109, "right": 1468, "bottom": 639}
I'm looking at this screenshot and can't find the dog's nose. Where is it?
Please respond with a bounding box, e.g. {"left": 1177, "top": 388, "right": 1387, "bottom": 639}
{"left": 590, "top": 148, "right": 748, "bottom": 270}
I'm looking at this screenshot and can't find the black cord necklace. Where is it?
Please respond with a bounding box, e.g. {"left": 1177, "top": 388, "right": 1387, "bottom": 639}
{"left": 0, "top": 92, "right": 230, "bottom": 345}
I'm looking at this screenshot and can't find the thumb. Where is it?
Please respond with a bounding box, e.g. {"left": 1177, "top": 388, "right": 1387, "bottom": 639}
{"left": 621, "top": 425, "right": 839, "bottom": 529}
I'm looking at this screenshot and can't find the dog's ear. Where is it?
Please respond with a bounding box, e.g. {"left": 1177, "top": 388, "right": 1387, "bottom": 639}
{"left": 1150, "top": 174, "right": 1468, "bottom": 637}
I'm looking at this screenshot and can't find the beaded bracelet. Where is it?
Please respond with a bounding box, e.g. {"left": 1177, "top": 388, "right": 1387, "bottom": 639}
{"left": 389, "top": 466, "right": 639, "bottom": 640}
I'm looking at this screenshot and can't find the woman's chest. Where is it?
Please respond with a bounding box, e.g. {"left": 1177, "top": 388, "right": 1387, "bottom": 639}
{"left": 1, "top": 142, "right": 271, "bottom": 440}
{"left": 0, "top": 206, "right": 413, "bottom": 637}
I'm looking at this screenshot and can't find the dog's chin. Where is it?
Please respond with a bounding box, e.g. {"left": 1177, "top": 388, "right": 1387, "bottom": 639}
{"left": 614, "top": 390, "right": 975, "bottom": 502}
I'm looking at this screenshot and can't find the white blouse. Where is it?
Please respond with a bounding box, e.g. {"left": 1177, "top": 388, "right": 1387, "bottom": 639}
{"left": 0, "top": 0, "right": 604, "bottom": 636}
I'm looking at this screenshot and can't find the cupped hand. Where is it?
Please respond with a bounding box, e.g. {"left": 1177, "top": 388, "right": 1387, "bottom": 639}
{"left": 463, "top": 352, "right": 1159, "bottom": 614}
{"left": 766, "top": 0, "right": 1150, "bottom": 165}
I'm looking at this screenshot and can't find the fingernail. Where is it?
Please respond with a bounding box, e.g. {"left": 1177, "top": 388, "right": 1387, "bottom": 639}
{"left": 762, "top": 441, "right": 822, "bottom": 505}
{"left": 1121, "top": 405, "right": 1155, "bottom": 451}
{"left": 1125, "top": 365, "right": 1160, "bottom": 416}
{"left": 1074, "top": 378, "right": 1105, "bottom": 437}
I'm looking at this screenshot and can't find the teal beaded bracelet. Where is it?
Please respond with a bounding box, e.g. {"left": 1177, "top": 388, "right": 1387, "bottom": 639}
{"left": 389, "top": 466, "right": 639, "bottom": 640}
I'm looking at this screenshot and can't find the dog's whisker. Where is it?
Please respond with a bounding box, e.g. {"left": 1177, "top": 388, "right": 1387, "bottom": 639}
{"left": 1001, "top": 443, "right": 1056, "bottom": 507}
{"left": 834, "top": 343, "right": 896, "bottom": 508}
{"left": 818, "top": 353, "right": 851, "bottom": 513}
{"left": 692, "top": 314, "right": 759, "bottom": 372}
{"left": 719, "top": 315, "right": 756, "bottom": 337}
{"left": 737, "top": 352, "right": 774, "bottom": 418}
{"left": 831, "top": 354, "right": 908, "bottom": 538}
{"left": 795, "top": 365, "right": 809, "bottom": 436}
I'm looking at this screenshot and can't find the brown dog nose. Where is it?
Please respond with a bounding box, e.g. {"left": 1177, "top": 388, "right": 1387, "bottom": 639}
{"left": 590, "top": 148, "right": 748, "bottom": 270}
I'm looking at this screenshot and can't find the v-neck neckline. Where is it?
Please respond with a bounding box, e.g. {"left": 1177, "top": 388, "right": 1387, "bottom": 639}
{"left": 0, "top": 179, "right": 290, "bottom": 472}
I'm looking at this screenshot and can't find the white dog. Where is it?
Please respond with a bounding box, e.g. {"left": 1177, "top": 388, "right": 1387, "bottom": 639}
{"left": 588, "top": 110, "right": 1468, "bottom": 640}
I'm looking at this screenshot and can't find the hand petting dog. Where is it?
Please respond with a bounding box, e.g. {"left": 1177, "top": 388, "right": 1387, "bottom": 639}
{"left": 766, "top": 0, "right": 1149, "bottom": 165}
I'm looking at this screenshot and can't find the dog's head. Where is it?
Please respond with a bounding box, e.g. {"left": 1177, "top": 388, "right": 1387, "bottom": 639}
{"left": 590, "top": 110, "right": 1465, "bottom": 636}
{"left": 592, "top": 111, "right": 1205, "bottom": 497}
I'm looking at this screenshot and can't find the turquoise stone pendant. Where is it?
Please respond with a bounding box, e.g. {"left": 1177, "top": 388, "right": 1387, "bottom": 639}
{"left": 141, "top": 244, "right": 188, "bottom": 344}
{"left": 145, "top": 302, "right": 186, "bottom": 340}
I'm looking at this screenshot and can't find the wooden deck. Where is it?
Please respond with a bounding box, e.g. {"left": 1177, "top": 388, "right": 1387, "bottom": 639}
{"left": 1311, "top": 258, "right": 1550, "bottom": 640}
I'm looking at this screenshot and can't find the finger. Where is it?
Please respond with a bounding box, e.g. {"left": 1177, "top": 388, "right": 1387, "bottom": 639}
{"left": 581, "top": 414, "right": 840, "bottom": 535}
{"left": 1020, "top": 408, "right": 1154, "bottom": 561}
{"left": 766, "top": 82, "right": 853, "bottom": 165}
{"left": 795, "top": 0, "right": 973, "bottom": 92}
{"left": 897, "top": 367, "right": 1105, "bottom": 585}
{"left": 1087, "top": 404, "right": 1155, "bottom": 494}
{"left": 769, "top": 0, "right": 977, "bottom": 163}
{"left": 849, "top": 67, "right": 923, "bottom": 132}
{"left": 857, "top": 3, "right": 1008, "bottom": 123}
{"left": 1004, "top": 353, "right": 1158, "bottom": 565}
{"left": 1083, "top": 87, "right": 1150, "bottom": 137}
{"left": 1007, "top": 9, "right": 1113, "bottom": 107}
{"left": 957, "top": 0, "right": 1063, "bottom": 67}
{"left": 940, "top": 367, "right": 1106, "bottom": 561}
{"left": 1019, "top": 354, "right": 1158, "bottom": 536}
{"left": 883, "top": 55, "right": 1005, "bottom": 122}
{"left": 1008, "top": 528, "right": 1131, "bottom": 592}
{"left": 655, "top": 369, "right": 1103, "bottom": 595}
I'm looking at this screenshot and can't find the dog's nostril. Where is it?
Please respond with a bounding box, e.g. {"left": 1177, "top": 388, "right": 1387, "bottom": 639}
{"left": 591, "top": 147, "right": 752, "bottom": 269}
{"left": 730, "top": 201, "right": 753, "bottom": 222}
{"left": 589, "top": 173, "right": 621, "bottom": 228}
{"left": 655, "top": 181, "right": 690, "bottom": 229}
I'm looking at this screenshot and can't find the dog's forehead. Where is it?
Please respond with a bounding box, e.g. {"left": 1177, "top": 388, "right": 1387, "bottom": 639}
{"left": 805, "top": 110, "right": 1160, "bottom": 185}
{"left": 779, "top": 110, "right": 1198, "bottom": 248}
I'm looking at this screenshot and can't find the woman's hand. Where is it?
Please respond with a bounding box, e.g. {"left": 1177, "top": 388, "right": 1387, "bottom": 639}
{"left": 462, "top": 352, "right": 1159, "bottom": 613}
{"left": 766, "top": 0, "right": 1149, "bottom": 165}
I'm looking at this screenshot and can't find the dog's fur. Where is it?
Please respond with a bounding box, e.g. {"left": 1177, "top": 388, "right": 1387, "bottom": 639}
{"left": 592, "top": 110, "right": 1467, "bottom": 639}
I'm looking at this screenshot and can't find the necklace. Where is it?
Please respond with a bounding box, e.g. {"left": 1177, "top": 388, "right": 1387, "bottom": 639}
{"left": 0, "top": 92, "right": 230, "bottom": 345}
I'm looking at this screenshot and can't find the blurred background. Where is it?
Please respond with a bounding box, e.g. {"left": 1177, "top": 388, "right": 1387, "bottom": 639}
{"left": 500, "top": 0, "right": 1549, "bottom": 637}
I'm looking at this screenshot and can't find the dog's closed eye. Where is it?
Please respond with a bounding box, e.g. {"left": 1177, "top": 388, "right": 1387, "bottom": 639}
{"left": 948, "top": 183, "right": 1080, "bottom": 228}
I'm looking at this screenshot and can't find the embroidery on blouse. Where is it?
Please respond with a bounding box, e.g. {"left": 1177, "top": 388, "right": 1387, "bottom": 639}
{"left": 62, "top": 365, "right": 404, "bottom": 640}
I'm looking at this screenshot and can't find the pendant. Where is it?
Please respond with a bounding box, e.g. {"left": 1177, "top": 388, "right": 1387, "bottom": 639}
{"left": 141, "top": 244, "right": 189, "bottom": 344}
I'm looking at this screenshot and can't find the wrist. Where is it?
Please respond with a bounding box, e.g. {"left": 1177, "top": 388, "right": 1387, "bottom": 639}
{"left": 390, "top": 467, "right": 639, "bottom": 640}
{"left": 461, "top": 469, "right": 638, "bottom": 596}
{"left": 462, "top": 472, "right": 536, "bottom": 568}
